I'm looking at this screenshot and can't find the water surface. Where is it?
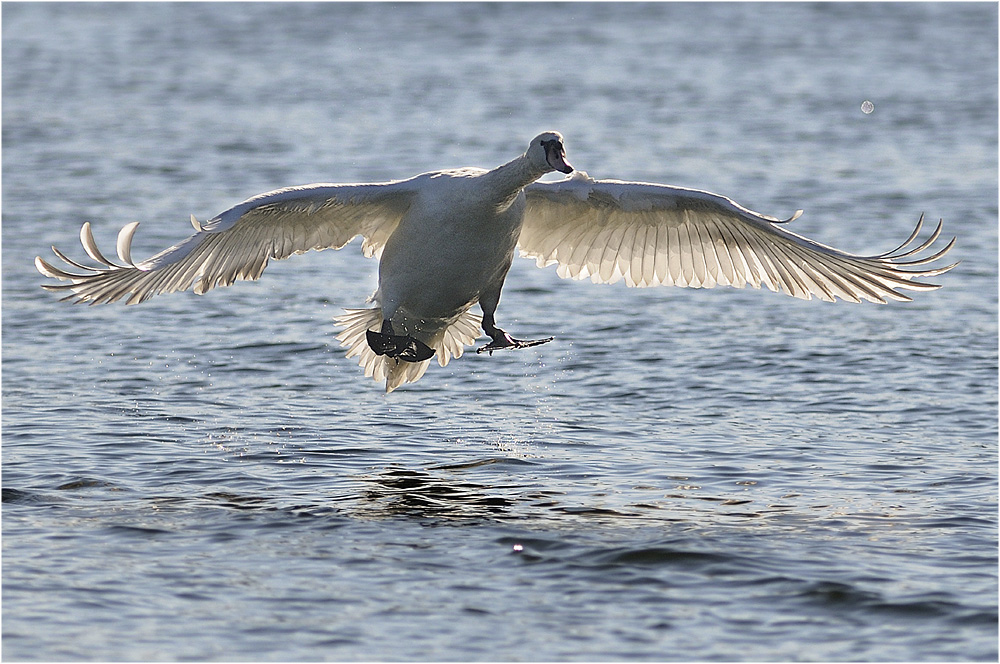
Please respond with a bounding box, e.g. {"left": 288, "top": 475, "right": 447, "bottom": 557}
{"left": 3, "top": 3, "right": 997, "bottom": 661}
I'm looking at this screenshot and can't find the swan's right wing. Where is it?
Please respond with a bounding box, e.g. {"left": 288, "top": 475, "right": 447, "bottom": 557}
{"left": 35, "top": 180, "right": 418, "bottom": 305}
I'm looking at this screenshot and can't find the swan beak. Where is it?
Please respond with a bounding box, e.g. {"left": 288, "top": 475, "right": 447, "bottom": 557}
{"left": 545, "top": 143, "right": 574, "bottom": 174}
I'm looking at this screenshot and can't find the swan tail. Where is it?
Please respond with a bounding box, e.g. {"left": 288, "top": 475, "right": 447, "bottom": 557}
{"left": 334, "top": 307, "right": 483, "bottom": 393}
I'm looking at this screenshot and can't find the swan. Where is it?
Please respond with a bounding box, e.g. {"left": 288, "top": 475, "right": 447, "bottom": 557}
{"left": 35, "top": 131, "right": 956, "bottom": 392}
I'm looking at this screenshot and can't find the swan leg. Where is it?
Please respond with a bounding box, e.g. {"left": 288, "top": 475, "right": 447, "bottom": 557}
{"left": 476, "top": 301, "right": 553, "bottom": 356}
{"left": 476, "top": 331, "right": 554, "bottom": 355}
{"left": 366, "top": 320, "right": 435, "bottom": 363}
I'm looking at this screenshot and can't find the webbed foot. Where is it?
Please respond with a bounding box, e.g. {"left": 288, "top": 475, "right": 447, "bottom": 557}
{"left": 367, "top": 322, "right": 435, "bottom": 362}
{"left": 476, "top": 331, "right": 554, "bottom": 355}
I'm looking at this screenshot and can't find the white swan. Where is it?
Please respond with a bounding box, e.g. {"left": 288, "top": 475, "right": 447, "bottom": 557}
{"left": 36, "top": 131, "right": 956, "bottom": 392}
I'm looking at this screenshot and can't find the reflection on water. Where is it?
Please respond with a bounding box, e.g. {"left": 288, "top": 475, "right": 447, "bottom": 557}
{"left": 361, "top": 466, "right": 521, "bottom": 519}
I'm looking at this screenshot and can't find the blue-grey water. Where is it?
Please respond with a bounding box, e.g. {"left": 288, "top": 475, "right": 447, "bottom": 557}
{"left": 3, "top": 3, "right": 997, "bottom": 661}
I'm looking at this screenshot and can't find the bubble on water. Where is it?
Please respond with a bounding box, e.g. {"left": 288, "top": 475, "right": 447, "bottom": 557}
{"left": 861, "top": 100, "right": 875, "bottom": 114}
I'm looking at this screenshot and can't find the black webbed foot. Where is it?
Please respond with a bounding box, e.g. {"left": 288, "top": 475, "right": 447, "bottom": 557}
{"left": 476, "top": 330, "right": 554, "bottom": 355}
{"left": 367, "top": 321, "right": 435, "bottom": 362}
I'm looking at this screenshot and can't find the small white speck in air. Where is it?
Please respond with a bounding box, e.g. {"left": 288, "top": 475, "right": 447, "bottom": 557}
{"left": 861, "top": 100, "right": 875, "bottom": 114}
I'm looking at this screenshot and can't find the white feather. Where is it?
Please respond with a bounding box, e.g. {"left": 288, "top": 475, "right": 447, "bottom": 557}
{"left": 116, "top": 222, "right": 140, "bottom": 266}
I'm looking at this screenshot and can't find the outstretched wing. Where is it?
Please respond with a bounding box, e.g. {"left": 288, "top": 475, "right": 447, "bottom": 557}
{"left": 521, "top": 171, "right": 956, "bottom": 303}
{"left": 35, "top": 180, "right": 418, "bottom": 305}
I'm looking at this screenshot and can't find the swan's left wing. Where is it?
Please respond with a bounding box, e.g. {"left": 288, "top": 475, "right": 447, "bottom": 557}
{"left": 35, "top": 180, "right": 417, "bottom": 305}
{"left": 521, "top": 172, "right": 956, "bottom": 303}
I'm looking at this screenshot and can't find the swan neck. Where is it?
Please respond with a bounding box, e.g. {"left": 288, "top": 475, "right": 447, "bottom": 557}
{"left": 485, "top": 153, "right": 547, "bottom": 208}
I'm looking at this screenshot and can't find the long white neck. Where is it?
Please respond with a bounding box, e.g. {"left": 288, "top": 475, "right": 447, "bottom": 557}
{"left": 482, "top": 152, "right": 548, "bottom": 210}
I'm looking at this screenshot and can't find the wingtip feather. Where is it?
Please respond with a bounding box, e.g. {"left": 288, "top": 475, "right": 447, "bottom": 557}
{"left": 116, "top": 222, "right": 140, "bottom": 266}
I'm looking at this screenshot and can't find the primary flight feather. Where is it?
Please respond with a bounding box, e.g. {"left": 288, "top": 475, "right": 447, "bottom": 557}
{"left": 36, "top": 131, "right": 956, "bottom": 392}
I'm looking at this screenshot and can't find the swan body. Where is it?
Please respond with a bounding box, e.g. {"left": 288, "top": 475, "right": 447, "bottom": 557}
{"left": 36, "top": 131, "right": 956, "bottom": 392}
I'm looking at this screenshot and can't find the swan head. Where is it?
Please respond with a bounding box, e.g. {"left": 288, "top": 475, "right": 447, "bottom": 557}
{"left": 527, "top": 131, "right": 573, "bottom": 175}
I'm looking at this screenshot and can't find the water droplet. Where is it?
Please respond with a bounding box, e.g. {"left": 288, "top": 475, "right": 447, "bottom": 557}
{"left": 861, "top": 100, "right": 874, "bottom": 114}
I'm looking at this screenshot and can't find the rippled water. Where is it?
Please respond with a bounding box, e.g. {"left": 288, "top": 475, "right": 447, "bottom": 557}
{"left": 3, "top": 3, "right": 997, "bottom": 661}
